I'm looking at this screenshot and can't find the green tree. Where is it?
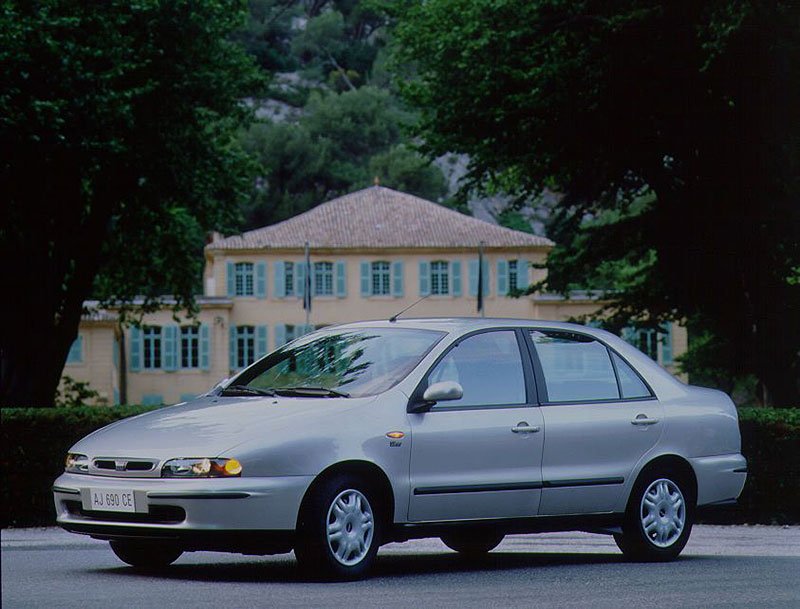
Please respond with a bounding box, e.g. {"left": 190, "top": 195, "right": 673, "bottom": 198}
{"left": 0, "top": 0, "right": 260, "bottom": 406}
{"left": 396, "top": 0, "right": 800, "bottom": 406}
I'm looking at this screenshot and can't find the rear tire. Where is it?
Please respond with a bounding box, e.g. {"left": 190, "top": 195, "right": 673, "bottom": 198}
{"left": 294, "top": 473, "right": 383, "bottom": 580}
{"left": 441, "top": 530, "right": 504, "bottom": 557}
{"left": 614, "top": 468, "right": 694, "bottom": 562}
{"left": 109, "top": 540, "right": 183, "bottom": 569}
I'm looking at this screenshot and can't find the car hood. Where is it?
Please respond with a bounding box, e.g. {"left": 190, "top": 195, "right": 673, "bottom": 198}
{"left": 70, "top": 395, "right": 375, "bottom": 460}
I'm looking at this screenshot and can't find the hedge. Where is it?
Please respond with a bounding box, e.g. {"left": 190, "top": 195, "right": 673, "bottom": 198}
{"left": 1, "top": 406, "right": 798, "bottom": 528}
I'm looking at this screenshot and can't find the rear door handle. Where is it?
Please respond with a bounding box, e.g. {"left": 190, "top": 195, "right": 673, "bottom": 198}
{"left": 512, "top": 422, "right": 541, "bottom": 434}
{"left": 631, "top": 414, "right": 659, "bottom": 426}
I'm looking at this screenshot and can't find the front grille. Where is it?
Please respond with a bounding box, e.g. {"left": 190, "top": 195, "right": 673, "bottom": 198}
{"left": 93, "top": 459, "right": 156, "bottom": 473}
{"left": 64, "top": 501, "right": 185, "bottom": 525}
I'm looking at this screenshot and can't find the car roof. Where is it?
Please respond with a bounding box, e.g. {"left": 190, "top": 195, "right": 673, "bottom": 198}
{"left": 332, "top": 317, "right": 597, "bottom": 334}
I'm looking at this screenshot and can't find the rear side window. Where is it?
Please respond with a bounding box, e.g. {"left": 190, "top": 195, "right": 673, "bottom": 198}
{"left": 611, "top": 352, "right": 652, "bottom": 399}
{"left": 530, "top": 330, "right": 619, "bottom": 402}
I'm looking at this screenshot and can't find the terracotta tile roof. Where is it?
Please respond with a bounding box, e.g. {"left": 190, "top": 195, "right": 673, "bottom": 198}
{"left": 209, "top": 186, "right": 553, "bottom": 251}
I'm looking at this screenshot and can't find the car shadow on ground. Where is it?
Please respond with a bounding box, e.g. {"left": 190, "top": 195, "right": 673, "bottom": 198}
{"left": 92, "top": 551, "right": 707, "bottom": 584}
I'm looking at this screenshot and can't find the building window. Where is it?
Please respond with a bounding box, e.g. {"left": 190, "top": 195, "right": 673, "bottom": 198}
{"left": 431, "top": 261, "right": 449, "bottom": 295}
{"left": 508, "top": 260, "right": 518, "bottom": 292}
{"left": 143, "top": 326, "right": 162, "bottom": 369}
{"left": 285, "top": 262, "right": 294, "bottom": 296}
{"left": 234, "top": 262, "right": 254, "bottom": 296}
{"left": 623, "top": 328, "right": 659, "bottom": 361}
{"left": 181, "top": 326, "right": 199, "bottom": 368}
{"left": 236, "top": 325, "right": 255, "bottom": 368}
{"left": 66, "top": 336, "right": 83, "bottom": 364}
{"left": 371, "top": 261, "right": 391, "bottom": 296}
{"left": 314, "top": 262, "right": 334, "bottom": 296}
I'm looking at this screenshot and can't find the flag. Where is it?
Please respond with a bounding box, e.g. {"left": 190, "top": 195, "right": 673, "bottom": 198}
{"left": 477, "top": 241, "right": 484, "bottom": 316}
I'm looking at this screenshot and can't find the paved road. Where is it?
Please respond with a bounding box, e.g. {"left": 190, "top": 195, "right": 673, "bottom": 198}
{"left": 3, "top": 526, "right": 799, "bottom": 609}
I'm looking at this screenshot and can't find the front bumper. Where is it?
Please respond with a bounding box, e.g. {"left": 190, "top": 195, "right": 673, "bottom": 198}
{"left": 689, "top": 453, "right": 747, "bottom": 506}
{"left": 52, "top": 472, "right": 314, "bottom": 548}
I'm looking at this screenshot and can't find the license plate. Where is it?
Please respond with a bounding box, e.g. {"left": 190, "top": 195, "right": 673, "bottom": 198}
{"left": 89, "top": 489, "right": 136, "bottom": 513}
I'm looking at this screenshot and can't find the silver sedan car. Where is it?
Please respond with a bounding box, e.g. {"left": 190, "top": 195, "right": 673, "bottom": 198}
{"left": 53, "top": 319, "right": 747, "bottom": 579}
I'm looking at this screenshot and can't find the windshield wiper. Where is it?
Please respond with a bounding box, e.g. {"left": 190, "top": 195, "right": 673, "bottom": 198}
{"left": 274, "top": 386, "right": 350, "bottom": 398}
{"left": 220, "top": 385, "right": 276, "bottom": 397}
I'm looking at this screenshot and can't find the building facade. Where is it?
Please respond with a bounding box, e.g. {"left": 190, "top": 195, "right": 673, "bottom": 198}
{"left": 64, "top": 186, "right": 685, "bottom": 405}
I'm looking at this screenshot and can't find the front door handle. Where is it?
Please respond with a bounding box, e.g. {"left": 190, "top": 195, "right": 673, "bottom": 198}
{"left": 512, "top": 422, "right": 541, "bottom": 434}
{"left": 631, "top": 414, "right": 659, "bottom": 426}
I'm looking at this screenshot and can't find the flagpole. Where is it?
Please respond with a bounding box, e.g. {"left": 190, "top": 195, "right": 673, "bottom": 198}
{"left": 304, "top": 241, "right": 311, "bottom": 329}
{"left": 478, "top": 240, "right": 485, "bottom": 317}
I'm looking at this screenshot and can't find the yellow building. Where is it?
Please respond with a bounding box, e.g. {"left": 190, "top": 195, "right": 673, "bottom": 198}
{"left": 63, "top": 186, "right": 685, "bottom": 405}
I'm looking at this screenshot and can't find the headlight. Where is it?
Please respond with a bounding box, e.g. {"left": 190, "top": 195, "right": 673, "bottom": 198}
{"left": 161, "top": 457, "right": 242, "bottom": 478}
{"left": 65, "top": 453, "right": 89, "bottom": 473}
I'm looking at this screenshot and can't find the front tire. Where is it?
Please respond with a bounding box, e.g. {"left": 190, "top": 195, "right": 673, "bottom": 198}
{"left": 614, "top": 469, "right": 694, "bottom": 562}
{"left": 294, "top": 474, "right": 383, "bottom": 580}
{"left": 109, "top": 540, "right": 183, "bottom": 569}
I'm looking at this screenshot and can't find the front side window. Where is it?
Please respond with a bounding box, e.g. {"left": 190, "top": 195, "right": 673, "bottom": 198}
{"left": 235, "top": 262, "right": 254, "bottom": 296}
{"left": 530, "top": 330, "right": 619, "bottom": 402}
{"left": 284, "top": 262, "right": 294, "bottom": 296}
{"left": 143, "top": 326, "right": 162, "bottom": 369}
{"left": 236, "top": 325, "right": 255, "bottom": 368}
{"left": 236, "top": 328, "right": 445, "bottom": 398}
{"left": 181, "top": 326, "right": 199, "bottom": 368}
{"left": 427, "top": 331, "right": 526, "bottom": 408}
{"left": 371, "top": 261, "right": 391, "bottom": 295}
{"left": 430, "top": 261, "right": 449, "bottom": 295}
{"left": 314, "top": 262, "right": 334, "bottom": 296}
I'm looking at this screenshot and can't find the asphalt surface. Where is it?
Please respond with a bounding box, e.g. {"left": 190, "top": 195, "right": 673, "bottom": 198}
{"left": 3, "top": 526, "right": 799, "bottom": 609}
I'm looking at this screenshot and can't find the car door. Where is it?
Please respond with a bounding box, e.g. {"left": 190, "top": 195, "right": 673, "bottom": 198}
{"left": 407, "top": 329, "right": 545, "bottom": 522}
{"left": 526, "top": 329, "right": 664, "bottom": 516}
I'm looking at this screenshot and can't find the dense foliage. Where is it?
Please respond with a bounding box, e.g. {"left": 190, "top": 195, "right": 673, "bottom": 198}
{"left": 234, "top": 0, "right": 448, "bottom": 230}
{"left": 395, "top": 0, "right": 800, "bottom": 406}
{"left": 0, "top": 1, "right": 260, "bottom": 406}
{"left": 2, "top": 405, "right": 797, "bottom": 527}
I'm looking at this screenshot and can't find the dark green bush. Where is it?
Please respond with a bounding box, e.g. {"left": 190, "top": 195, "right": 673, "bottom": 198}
{"left": 1, "top": 406, "right": 160, "bottom": 527}
{"left": 1, "top": 406, "right": 797, "bottom": 527}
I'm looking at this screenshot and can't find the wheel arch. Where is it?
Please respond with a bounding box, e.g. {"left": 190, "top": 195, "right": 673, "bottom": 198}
{"left": 631, "top": 454, "right": 698, "bottom": 506}
{"left": 298, "top": 460, "right": 395, "bottom": 529}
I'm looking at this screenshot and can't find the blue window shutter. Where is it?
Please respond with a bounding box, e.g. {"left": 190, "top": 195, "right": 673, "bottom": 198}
{"left": 360, "top": 261, "right": 370, "bottom": 296}
{"left": 468, "top": 260, "right": 479, "bottom": 296}
{"left": 517, "top": 259, "right": 529, "bottom": 290}
{"left": 336, "top": 261, "right": 347, "bottom": 297}
{"left": 130, "top": 327, "right": 142, "bottom": 372}
{"left": 113, "top": 388, "right": 120, "bottom": 405}
{"left": 274, "top": 262, "right": 286, "bottom": 298}
{"left": 200, "top": 324, "right": 210, "bottom": 371}
{"left": 256, "top": 262, "right": 267, "bottom": 299}
{"left": 67, "top": 336, "right": 83, "bottom": 363}
{"left": 296, "top": 262, "right": 306, "bottom": 299}
{"left": 141, "top": 394, "right": 163, "bottom": 406}
{"left": 256, "top": 325, "right": 268, "bottom": 359}
{"left": 274, "top": 324, "right": 286, "bottom": 348}
{"left": 180, "top": 393, "right": 196, "bottom": 403}
{"left": 229, "top": 326, "right": 237, "bottom": 370}
{"left": 497, "top": 261, "right": 509, "bottom": 296}
{"left": 661, "top": 323, "right": 674, "bottom": 365}
{"left": 451, "top": 261, "right": 462, "bottom": 296}
{"left": 392, "top": 261, "right": 404, "bottom": 297}
{"left": 621, "top": 326, "right": 637, "bottom": 345}
{"left": 164, "top": 325, "right": 178, "bottom": 371}
{"left": 226, "top": 262, "right": 235, "bottom": 297}
{"left": 482, "top": 260, "right": 490, "bottom": 295}
{"left": 419, "top": 261, "right": 430, "bottom": 296}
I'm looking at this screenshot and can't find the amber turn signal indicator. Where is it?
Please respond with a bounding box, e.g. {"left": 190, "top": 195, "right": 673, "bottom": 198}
{"left": 385, "top": 431, "right": 405, "bottom": 439}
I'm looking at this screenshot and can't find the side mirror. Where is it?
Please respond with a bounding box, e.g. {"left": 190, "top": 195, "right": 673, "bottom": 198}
{"left": 423, "top": 381, "right": 463, "bottom": 403}
{"left": 408, "top": 381, "right": 464, "bottom": 413}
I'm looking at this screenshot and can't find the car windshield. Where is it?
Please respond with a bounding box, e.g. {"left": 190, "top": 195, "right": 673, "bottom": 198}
{"left": 230, "top": 327, "right": 446, "bottom": 398}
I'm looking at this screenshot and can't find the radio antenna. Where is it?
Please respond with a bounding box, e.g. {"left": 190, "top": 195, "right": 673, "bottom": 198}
{"left": 389, "top": 294, "right": 431, "bottom": 323}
